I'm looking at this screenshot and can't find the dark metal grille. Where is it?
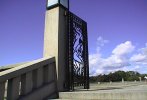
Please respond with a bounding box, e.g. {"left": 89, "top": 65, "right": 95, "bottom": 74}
{"left": 68, "top": 11, "right": 89, "bottom": 90}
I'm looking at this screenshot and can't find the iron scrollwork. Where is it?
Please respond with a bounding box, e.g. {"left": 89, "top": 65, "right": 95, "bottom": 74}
{"left": 68, "top": 12, "right": 89, "bottom": 90}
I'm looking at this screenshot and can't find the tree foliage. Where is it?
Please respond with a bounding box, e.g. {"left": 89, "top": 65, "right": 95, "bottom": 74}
{"left": 90, "top": 70, "right": 147, "bottom": 82}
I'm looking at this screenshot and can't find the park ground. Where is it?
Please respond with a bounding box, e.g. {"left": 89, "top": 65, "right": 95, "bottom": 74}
{"left": 57, "top": 81, "right": 147, "bottom": 100}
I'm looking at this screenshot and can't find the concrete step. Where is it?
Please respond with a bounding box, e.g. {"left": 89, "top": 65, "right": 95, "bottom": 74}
{"left": 58, "top": 85, "right": 147, "bottom": 100}
{"left": 59, "top": 91, "right": 147, "bottom": 100}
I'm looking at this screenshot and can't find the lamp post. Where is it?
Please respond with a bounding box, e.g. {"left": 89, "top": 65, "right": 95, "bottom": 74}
{"left": 47, "top": 0, "right": 69, "bottom": 10}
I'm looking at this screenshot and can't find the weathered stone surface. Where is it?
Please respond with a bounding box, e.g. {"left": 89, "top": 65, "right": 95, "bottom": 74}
{"left": 43, "top": 6, "right": 68, "bottom": 91}
{"left": 59, "top": 83, "right": 147, "bottom": 100}
{"left": 0, "top": 57, "right": 58, "bottom": 99}
{"left": 7, "top": 77, "right": 20, "bottom": 100}
{"left": 0, "top": 81, "right": 5, "bottom": 100}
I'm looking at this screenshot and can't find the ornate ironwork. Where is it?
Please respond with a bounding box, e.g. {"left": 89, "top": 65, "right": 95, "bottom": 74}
{"left": 68, "top": 12, "right": 89, "bottom": 90}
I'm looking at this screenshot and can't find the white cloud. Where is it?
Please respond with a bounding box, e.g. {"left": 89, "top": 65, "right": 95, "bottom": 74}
{"left": 119, "top": 65, "right": 141, "bottom": 72}
{"left": 126, "top": 43, "right": 147, "bottom": 71}
{"left": 97, "top": 36, "right": 109, "bottom": 46}
{"left": 130, "top": 54, "right": 146, "bottom": 62}
{"left": 101, "top": 41, "right": 134, "bottom": 69}
{"left": 140, "top": 45, "right": 147, "bottom": 55}
{"left": 112, "top": 41, "right": 135, "bottom": 56}
{"left": 130, "top": 43, "right": 147, "bottom": 65}
{"left": 89, "top": 38, "right": 147, "bottom": 76}
{"left": 89, "top": 53, "right": 102, "bottom": 75}
{"left": 134, "top": 65, "right": 140, "bottom": 69}
{"left": 89, "top": 39, "right": 136, "bottom": 76}
{"left": 96, "top": 36, "right": 109, "bottom": 52}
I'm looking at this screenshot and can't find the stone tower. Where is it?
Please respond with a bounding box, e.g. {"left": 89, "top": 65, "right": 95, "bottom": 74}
{"left": 43, "top": 0, "right": 69, "bottom": 91}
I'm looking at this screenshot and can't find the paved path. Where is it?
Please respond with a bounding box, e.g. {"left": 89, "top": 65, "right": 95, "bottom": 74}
{"left": 57, "top": 82, "right": 147, "bottom": 100}
{"left": 77, "top": 82, "right": 147, "bottom": 93}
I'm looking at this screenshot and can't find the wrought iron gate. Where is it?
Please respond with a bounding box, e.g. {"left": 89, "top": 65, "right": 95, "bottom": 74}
{"left": 68, "top": 11, "right": 89, "bottom": 90}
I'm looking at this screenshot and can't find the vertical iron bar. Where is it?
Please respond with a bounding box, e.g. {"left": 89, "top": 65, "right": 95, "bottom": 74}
{"left": 82, "top": 21, "right": 86, "bottom": 89}
{"left": 84, "top": 22, "right": 89, "bottom": 89}
{"left": 65, "top": 10, "right": 70, "bottom": 91}
{"left": 69, "top": 12, "right": 74, "bottom": 91}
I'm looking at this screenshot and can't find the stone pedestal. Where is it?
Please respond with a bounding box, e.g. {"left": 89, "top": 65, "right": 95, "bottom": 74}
{"left": 43, "top": 6, "right": 68, "bottom": 91}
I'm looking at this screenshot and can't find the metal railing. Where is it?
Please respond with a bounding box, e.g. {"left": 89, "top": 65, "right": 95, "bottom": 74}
{"left": 0, "top": 57, "right": 58, "bottom": 100}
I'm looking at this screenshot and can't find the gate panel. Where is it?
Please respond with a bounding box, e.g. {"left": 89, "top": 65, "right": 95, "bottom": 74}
{"left": 68, "top": 12, "right": 89, "bottom": 90}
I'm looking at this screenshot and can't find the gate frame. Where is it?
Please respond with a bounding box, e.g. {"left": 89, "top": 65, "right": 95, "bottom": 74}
{"left": 66, "top": 11, "right": 89, "bottom": 91}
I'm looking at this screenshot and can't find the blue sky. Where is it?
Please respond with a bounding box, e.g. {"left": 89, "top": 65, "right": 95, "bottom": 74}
{"left": 0, "top": 0, "right": 147, "bottom": 75}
